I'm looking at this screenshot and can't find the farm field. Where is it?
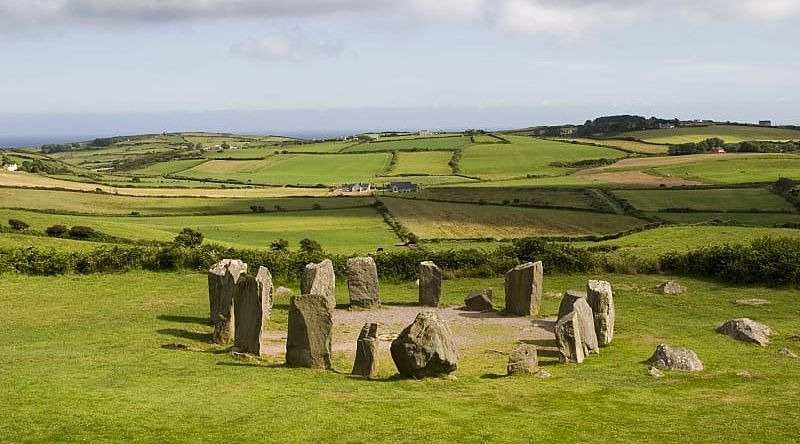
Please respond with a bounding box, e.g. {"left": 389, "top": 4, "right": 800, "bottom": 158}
{"left": 561, "top": 138, "right": 669, "bottom": 154}
{"left": 1, "top": 271, "right": 798, "bottom": 442}
{"left": 650, "top": 157, "right": 800, "bottom": 184}
{"left": 613, "top": 188, "right": 795, "bottom": 212}
{"left": 650, "top": 212, "right": 800, "bottom": 226}
{"left": 179, "top": 153, "right": 392, "bottom": 186}
{"left": 371, "top": 175, "right": 477, "bottom": 186}
{"left": 389, "top": 151, "right": 454, "bottom": 176}
{"left": 380, "top": 197, "right": 648, "bottom": 239}
{"left": 624, "top": 124, "right": 800, "bottom": 144}
{"left": 345, "top": 135, "right": 473, "bottom": 153}
{"left": 407, "top": 187, "right": 609, "bottom": 211}
{"left": 0, "top": 232, "right": 115, "bottom": 252}
{"left": 458, "top": 136, "right": 627, "bottom": 179}
{"left": 130, "top": 159, "right": 207, "bottom": 175}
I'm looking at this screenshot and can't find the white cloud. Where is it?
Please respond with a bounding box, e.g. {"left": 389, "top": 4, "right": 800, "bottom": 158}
{"left": 231, "top": 33, "right": 344, "bottom": 62}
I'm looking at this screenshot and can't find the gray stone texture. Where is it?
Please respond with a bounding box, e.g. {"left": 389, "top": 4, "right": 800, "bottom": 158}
{"left": 658, "top": 281, "right": 686, "bottom": 295}
{"left": 351, "top": 323, "right": 379, "bottom": 378}
{"left": 208, "top": 259, "right": 247, "bottom": 324}
{"left": 647, "top": 344, "right": 703, "bottom": 372}
{"left": 418, "top": 261, "right": 442, "bottom": 307}
{"left": 346, "top": 257, "right": 380, "bottom": 309}
{"left": 233, "top": 273, "right": 270, "bottom": 355}
{"left": 390, "top": 310, "right": 458, "bottom": 378}
{"left": 555, "top": 311, "right": 585, "bottom": 364}
{"left": 464, "top": 289, "right": 493, "bottom": 311}
{"left": 504, "top": 261, "right": 543, "bottom": 316}
{"left": 286, "top": 294, "right": 333, "bottom": 369}
{"left": 301, "top": 259, "right": 336, "bottom": 312}
{"left": 558, "top": 290, "right": 599, "bottom": 355}
{"left": 587, "top": 280, "right": 615, "bottom": 346}
{"left": 717, "top": 318, "right": 772, "bottom": 346}
{"left": 507, "top": 343, "right": 539, "bottom": 375}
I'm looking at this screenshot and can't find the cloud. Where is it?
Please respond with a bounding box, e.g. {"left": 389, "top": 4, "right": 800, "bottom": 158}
{"left": 231, "top": 32, "right": 344, "bottom": 62}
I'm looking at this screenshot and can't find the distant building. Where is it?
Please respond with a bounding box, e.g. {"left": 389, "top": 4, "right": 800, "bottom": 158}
{"left": 340, "top": 182, "right": 371, "bottom": 192}
{"left": 559, "top": 126, "right": 577, "bottom": 136}
{"left": 712, "top": 147, "right": 727, "bottom": 154}
{"left": 759, "top": 120, "right": 772, "bottom": 127}
{"left": 658, "top": 123, "right": 675, "bottom": 129}
{"left": 2, "top": 163, "right": 18, "bottom": 172}
{"left": 386, "top": 181, "right": 418, "bottom": 193}
{"left": 419, "top": 130, "right": 431, "bottom": 136}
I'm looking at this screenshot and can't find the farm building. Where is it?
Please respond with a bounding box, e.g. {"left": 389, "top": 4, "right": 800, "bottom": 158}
{"left": 2, "top": 163, "right": 18, "bottom": 172}
{"left": 340, "top": 182, "right": 371, "bottom": 192}
{"left": 386, "top": 181, "right": 418, "bottom": 193}
{"left": 559, "top": 126, "right": 578, "bottom": 136}
{"left": 759, "top": 120, "right": 772, "bottom": 127}
{"left": 712, "top": 147, "right": 727, "bottom": 154}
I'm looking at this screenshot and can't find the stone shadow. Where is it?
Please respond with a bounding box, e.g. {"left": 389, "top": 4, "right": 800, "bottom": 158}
{"left": 157, "top": 328, "right": 212, "bottom": 342}
{"left": 157, "top": 314, "right": 209, "bottom": 325}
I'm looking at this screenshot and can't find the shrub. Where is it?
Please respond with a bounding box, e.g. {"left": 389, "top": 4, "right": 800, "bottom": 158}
{"left": 8, "top": 219, "right": 29, "bottom": 231}
{"left": 270, "top": 239, "right": 289, "bottom": 252}
{"left": 46, "top": 225, "right": 68, "bottom": 238}
{"left": 173, "top": 228, "right": 204, "bottom": 248}
{"left": 69, "top": 226, "right": 95, "bottom": 239}
{"left": 299, "top": 238, "right": 322, "bottom": 254}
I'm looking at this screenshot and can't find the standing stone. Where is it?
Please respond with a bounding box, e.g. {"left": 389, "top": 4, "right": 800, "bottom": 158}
{"left": 286, "top": 294, "right": 333, "bottom": 369}
{"left": 390, "top": 311, "right": 458, "bottom": 378}
{"left": 557, "top": 291, "right": 599, "bottom": 355}
{"left": 464, "top": 289, "right": 493, "bottom": 311}
{"left": 346, "top": 257, "right": 380, "bottom": 309}
{"left": 351, "top": 323, "right": 379, "bottom": 378}
{"left": 587, "top": 280, "right": 615, "bottom": 346}
{"left": 507, "top": 344, "right": 539, "bottom": 375}
{"left": 717, "top": 318, "right": 772, "bottom": 346}
{"left": 233, "top": 274, "right": 267, "bottom": 355}
{"left": 504, "top": 261, "right": 543, "bottom": 316}
{"left": 555, "top": 311, "right": 585, "bottom": 364}
{"left": 212, "top": 267, "right": 243, "bottom": 345}
{"left": 208, "top": 259, "right": 247, "bottom": 324}
{"left": 418, "top": 261, "right": 442, "bottom": 307}
{"left": 301, "top": 259, "right": 336, "bottom": 312}
{"left": 647, "top": 344, "right": 703, "bottom": 372}
{"left": 255, "top": 266, "right": 274, "bottom": 320}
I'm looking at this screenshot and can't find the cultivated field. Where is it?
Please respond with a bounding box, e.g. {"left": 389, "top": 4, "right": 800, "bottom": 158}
{"left": 623, "top": 124, "right": 800, "bottom": 144}
{"left": 613, "top": 188, "right": 795, "bottom": 212}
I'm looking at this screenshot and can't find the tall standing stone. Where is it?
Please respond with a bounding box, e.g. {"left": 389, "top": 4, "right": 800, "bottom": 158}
{"left": 301, "top": 259, "right": 336, "bottom": 312}
{"left": 255, "top": 266, "right": 274, "bottom": 320}
{"left": 555, "top": 311, "right": 585, "bottom": 364}
{"left": 587, "top": 280, "right": 615, "bottom": 346}
{"left": 211, "top": 261, "right": 247, "bottom": 345}
{"left": 208, "top": 259, "right": 247, "bottom": 324}
{"left": 233, "top": 274, "right": 267, "bottom": 355}
{"left": 504, "top": 261, "right": 543, "bottom": 316}
{"left": 390, "top": 311, "right": 458, "bottom": 378}
{"left": 351, "top": 323, "right": 379, "bottom": 378}
{"left": 286, "top": 294, "right": 333, "bottom": 370}
{"left": 346, "top": 257, "right": 380, "bottom": 309}
{"left": 418, "top": 261, "right": 442, "bottom": 307}
{"left": 557, "top": 290, "right": 599, "bottom": 355}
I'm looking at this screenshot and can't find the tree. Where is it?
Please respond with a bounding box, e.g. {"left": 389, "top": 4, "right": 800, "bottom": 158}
{"left": 299, "top": 238, "right": 322, "bottom": 254}
{"left": 174, "top": 228, "right": 204, "bottom": 248}
{"left": 8, "top": 219, "right": 29, "bottom": 231}
{"left": 270, "top": 238, "right": 289, "bottom": 252}
{"left": 46, "top": 225, "right": 68, "bottom": 237}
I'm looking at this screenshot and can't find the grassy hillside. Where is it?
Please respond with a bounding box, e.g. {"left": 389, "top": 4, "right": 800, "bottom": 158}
{"left": 389, "top": 151, "right": 455, "bottom": 176}
{"left": 613, "top": 188, "right": 795, "bottom": 212}
{"left": 624, "top": 124, "right": 800, "bottom": 144}
{"left": 345, "top": 135, "right": 474, "bottom": 153}
{"left": 651, "top": 156, "right": 800, "bottom": 184}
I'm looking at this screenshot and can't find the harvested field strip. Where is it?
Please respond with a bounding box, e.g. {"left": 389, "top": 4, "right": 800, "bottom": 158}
{"left": 613, "top": 188, "right": 795, "bottom": 212}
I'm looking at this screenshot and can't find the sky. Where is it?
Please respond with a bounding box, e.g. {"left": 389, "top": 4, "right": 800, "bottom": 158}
{"left": 0, "top": 0, "right": 799, "bottom": 140}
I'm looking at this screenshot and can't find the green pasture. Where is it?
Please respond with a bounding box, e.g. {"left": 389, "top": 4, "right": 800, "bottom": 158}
{"left": 650, "top": 156, "right": 800, "bottom": 184}
{"left": 625, "top": 124, "right": 800, "bottom": 144}
{"left": 1, "top": 271, "right": 798, "bottom": 442}
{"left": 129, "top": 159, "right": 206, "bottom": 175}
{"left": 563, "top": 138, "right": 669, "bottom": 154}
{"left": 345, "top": 136, "right": 473, "bottom": 153}
{"left": 390, "top": 151, "right": 455, "bottom": 176}
{"left": 613, "top": 188, "right": 795, "bottom": 212}
{"left": 459, "top": 136, "right": 627, "bottom": 179}
{"left": 0, "top": 232, "right": 115, "bottom": 252}
{"left": 407, "top": 187, "right": 607, "bottom": 211}
{"left": 372, "top": 175, "right": 477, "bottom": 186}
{"left": 651, "top": 212, "right": 800, "bottom": 226}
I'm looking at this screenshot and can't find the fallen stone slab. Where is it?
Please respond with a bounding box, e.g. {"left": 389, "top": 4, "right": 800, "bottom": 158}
{"left": 464, "top": 289, "right": 493, "bottom": 312}
{"left": 286, "top": 294, "right": 333, "bottom": 370}
{"left": 507, "top": 343, "right": 538, "bottom": 375}
{"left": 647, "top": 344, "right": 703, "bottom": 372}
{"left": 391, "top": 310, "right": 458, "bottom": 378}
{"left": 717, "top": 318, "right": 772, "bottom": 346}
{"left": 418, "top": 261, "right": 442, "bottom": 307}
{"left": 555, "top": 311, "right": 585, "bottom": 364}
{"left": 301, "top": 259, "right": 336, "bottom": 312}
{"left": 658, "top": 281, "right": 686, "bottom": 295}
{"left": 587, "top": 280, "right": 615, "bottom": 346}
{"left": 346, "top": 257, "right": 380, "bottom": 309}
{"left": 504, "top": 261, "right": 543, "bottom": 316}
{"left": 351, "top": 322, "right": 379, "bottom": 378}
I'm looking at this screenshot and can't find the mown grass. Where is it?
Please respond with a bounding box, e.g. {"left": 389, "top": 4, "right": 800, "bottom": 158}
{"left": 651, "top": 157, "right": 800, "bottom": 184}
{"left": 0, "top": 232, "right": 115, "bottom": 252}
{"left": 562, "top": 138, "right": 670, "bottom": 154}
{"left": 129, "top": 159, "right": 207, "bottom": 175}
{"left": 407, "top": 187, "right": 605, "bottom": 210}
{"left": 459, "top": 136, "right": 626, "bottom": 179}
{"left": 345, "top": 136, "right": 474, "bottom": 153}
{"left": 380, "top": 197, "right": 648, "bottom": 239}
{"left": 1, "top": 271, "right": 798, "bottom": 443}
{"left": 624, "top": 124, "right": 800, "bottom": 144}
{"left": 389, "top": 151, "right": 455, "bottom": 176}
{"left": 613, "top": 188, "right": 795, "bottom": 212}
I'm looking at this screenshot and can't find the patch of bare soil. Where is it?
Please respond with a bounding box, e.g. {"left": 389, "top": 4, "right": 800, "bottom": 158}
{"left": 261, "top": 305, "right": 557, "bottom": 355}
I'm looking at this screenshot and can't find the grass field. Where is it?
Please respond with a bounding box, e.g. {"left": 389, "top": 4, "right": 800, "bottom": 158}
{"left": 0, "top": 232, "right": 115, "bottom": 252}
{"left": 613, "top": 188, "right": 795, "bottom": 212}
{"left": 0, "top": 207, "right": 399, "bottom": 253}
{"left": 1, "top": 271, "right": 798, "bottom": 442}
{"left": 389, "top": 151, "right": 455, "bottom": 176}
{"left": 624, "top": 124, "right": 800, "bottom": 144}
{"left": 651, "top": 212, "right": 800, "bottom": 226}
{"left": 380, "top": 197, "right": 647, "bottom": 239}
{"left": 651, "top": 156, "right": 800, "bottom": 184}
{"left": 561, "top": 138, "right": 669, "bottom": 154}
{"left": 130, "top": 159, "right": 207, "bottom": 175}
{"left": 180, "top": 153, "right": 392, "bottom": 186}
{"left": 345, "top": 136, "right": 474, "bottom": 153}
{"left": 459, "top": 136, "right": 627, "bottom": 180}
{"left": 407, "top": 187, "right": 607, "bottom": 211}
{"left": 372, "top": 175, "right": 478, "bottom": 186}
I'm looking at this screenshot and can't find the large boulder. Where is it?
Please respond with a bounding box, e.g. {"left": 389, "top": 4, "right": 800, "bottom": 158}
{"left": 587, "top": 280, "right": 615, "bottom": 346}
{"left": 557, "top": 291, "right": 599, "bottom": 355}
{"left": 418, "top": 261, "right": 442, "bottom": 307}
{"left": 346, "top": 257, "right": 380, "bottom": 309}
{"left": 658, "top": 281, "right": 686, "bottom": 295}
{"left": 464, "top": 289, "right": 493, "bottom": 312}
{"left": 286, "top": 294, "right": 333, "bottom": 369}
{"left": 555, "top": 311, "right": 585, "bottom": 364}
{"left": 208, "top": 259, "right": 247, "bottom": 324}
{"left": 717, "top": 318, "right": 772, "bottom": 346}
{"left": 504, "top": 261, "right": 543, "bottom": 316}
{"left": 351, "top": 322, "right": 379, "bottom": 378}
{"left": 647, "top": 344, "right": 703, "bottom": 372}
{"left": 300, "top": 259, "right": 336, "bottom": 311}
{"left": 233, "top": 273, "right": 269, "bottom": 355}
{"left": 507, "top": 343, "right": 538, "bottom": 375}
{"left": 390, "top": 311, "right": 458, "bottom": 378}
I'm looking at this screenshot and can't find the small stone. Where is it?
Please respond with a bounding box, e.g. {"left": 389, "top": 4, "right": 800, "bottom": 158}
{"left": 351, "top": 323, "right": 379, "bottom": 378}
{"left": 735, "top": 298, "right": 770, "bottom": 306}
{"left": 300, "top": 259, "right": 336, "bottom": 312}
{"left": 504, "top": 261, "right": 543, "bottom": 316}
{"left": 778, "top": 347, "right": 798, "bottom": 358}
{"left": 418, "top": 261, "right": 442, "bottom": 307}
{"left": 346, "top": 257, "right": 380, "bottom": 309}
{"left": 555, "top": 311, "right": 585, "bottom": 364}
{"left": 464, "top": 289, "right": 493, "bottom": 311}
{"left": 647, "top": 366, "right": 664, "bottom": 378}
{"left": 533, "top": 370, "right": 551, "bottom": 378}
{"left": 736, "top": 370, "right": 753, "bottom": 378}
{"left": 390, "top": 310, "right": 458, "bottom": 378}
{"left": 647, "top": 344, "right": 703, "bottom": 372}
{"left": 507, "top": 344, "right": 538, "bottom": 375}
{"left": 275, "top": 286, "right": 294, "bottom": 297}
{"left": 658, "top": 281, "right": 686, "bottom": 295}
{"left": 717, "top": 318, "right": 772, "bottom": 346}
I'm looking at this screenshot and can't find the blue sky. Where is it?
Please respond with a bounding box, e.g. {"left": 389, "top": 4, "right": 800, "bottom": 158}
{"left": 1, "top": 0, "right": 798, "bottom": 138}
